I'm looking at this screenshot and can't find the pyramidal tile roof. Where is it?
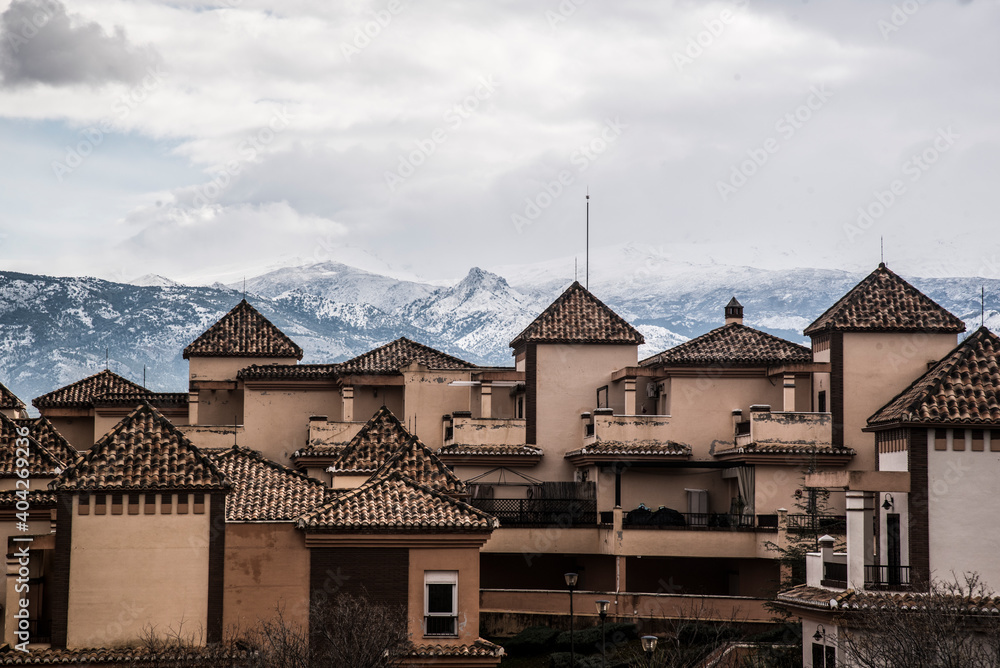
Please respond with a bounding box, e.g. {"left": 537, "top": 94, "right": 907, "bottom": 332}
{"left": 57, "top": 403, "right": 227, "bottom": 491}
{"left": 297, "top": 472, "right": 497, "bottom": 531}
{"left": 642, "top": 323, "right": 811, "bottom": 367}
{"left": 208, "top": 446, "right": 329, "bottom": 522}
{"left": 510, "top": 281, "right": 644, "bottom": 347}
{"left": 14, "top": 416, "right": 81, "bottom": 469}
{"left": 370, "top": 435, "right": 465, "bottom": 494}
{"left": 0, "top": 380, "right": 25, "bottom": 411}
{"left": 183, "top": 299, "right": 303, "bottom": 360}
{"left": 0, "top": 413, "right": 65, "bottom": 477}
{"left": 33, "top": 369, "right": 147, "bottom": 409}
{"left": 239, "top": 363, "right": 340, "bottom": 381}
{"left": 869, "top": 327, "right": 1000, "bottom": 426}
{"left": 330, "top": 406, "right": 415, "bottom": 474}
{"left": 804, "top": 263, "right": 966, "bottom": 336}
{"left": 337, "top": 337, "right": 475, "bottom": 375}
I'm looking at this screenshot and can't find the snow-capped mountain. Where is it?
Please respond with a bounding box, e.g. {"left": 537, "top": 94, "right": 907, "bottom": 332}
{"left": 3, "top": 245, "right": 1000, "bottom": 412}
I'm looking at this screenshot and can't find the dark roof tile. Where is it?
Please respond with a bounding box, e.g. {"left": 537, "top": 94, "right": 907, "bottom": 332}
{"left": 337, "top": 337, "right": 474, "bottom": 375}
{"left": 209, "top": 446, "right": 329, "bottom": 522}
{"left": 183, "top": 299, "right": 303, "bottom": 359}
{"left": 33, "top": 370, "right": 146, "bottom": 409}
{"left": 0, "top": 380, "right": 25, "bottom": 411}
{"left": 642, "top": 323, "right": 811, "bottom": 367}
{"left": 804, "top": 264, "right": 965, "bottom": 335}
{"left": 510, "top": 281, "right": 644, "bottom": 347}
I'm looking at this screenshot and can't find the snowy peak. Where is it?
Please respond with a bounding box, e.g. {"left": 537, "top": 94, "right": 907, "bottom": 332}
{"left": 129, "top": 274, "right": 183, "bottom": 288}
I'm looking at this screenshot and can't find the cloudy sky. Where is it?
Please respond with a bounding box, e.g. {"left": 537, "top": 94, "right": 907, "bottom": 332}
{"left": 0, "top": 0, "right": 997, "bottom": 285}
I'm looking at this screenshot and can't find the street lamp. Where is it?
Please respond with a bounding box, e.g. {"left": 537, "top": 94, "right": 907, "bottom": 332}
{"left": 565, "top": 573, "right": 578, "bottom": 667}
{"left": 596, "top": 599, "right": 610, "bottom": 667}
{"left": 641, "top": 635, "right": 658, "bottom": 667}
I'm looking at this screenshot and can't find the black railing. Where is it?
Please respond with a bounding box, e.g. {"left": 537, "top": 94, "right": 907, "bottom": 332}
{"left": 865, "top": 564, "right": 912, "bottom": 590}
{"left": 822, "top": 561, "right": 847, "bottom": 588}
{"left": 623, "top": 510, "right": 777, "bottom": 531}
{"left": 787, "top": 514, "right": 847, "bottom": 534}
{"left": 424, "top": 615, "right": 458, "bottom": 636}
{"left": 469, "top": 498, "right": 597, "bottom": 527}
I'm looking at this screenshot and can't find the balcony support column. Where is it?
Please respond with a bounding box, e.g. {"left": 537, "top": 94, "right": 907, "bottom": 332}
{"left": 480, "top": 383, "right": 493, "bottom": 419}
{"left": 624, "top": 378, "right": 636, "bottom": 415}
{"left": 188, "top": 391, "right": 199, "bottom": 425}
{"left": 342, "top": 386, "right": 354, "bottom": 422}
{"left": 846, "top": 490, "right": 875, "bottom": 590}
{"left": 783, "top": 373, "right": 796, "bottom": 412}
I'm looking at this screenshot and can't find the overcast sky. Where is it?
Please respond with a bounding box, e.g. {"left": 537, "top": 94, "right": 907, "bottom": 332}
{"left": 0, "top": 0, "right": 997, "bottom": 285}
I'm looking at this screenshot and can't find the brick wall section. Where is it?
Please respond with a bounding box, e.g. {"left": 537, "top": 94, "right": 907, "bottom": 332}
{"left": 831, "top": 332, "right": 844, "bottom": 447}
{"left": 907, "top": 427, "right": 930, "bottom": 591}
{"left": 50, "top": 492, "right": 73, "bottom": 648}
{"left": 525, "top": 344, "right": 537, "bottom": 445}
{"left": 207, "top": 493, "right": 226, "bottom": 643}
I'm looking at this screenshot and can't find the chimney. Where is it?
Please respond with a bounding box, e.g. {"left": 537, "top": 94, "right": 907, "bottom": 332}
{"left": 725, "top": 297, "right": 743, "bottom": 325}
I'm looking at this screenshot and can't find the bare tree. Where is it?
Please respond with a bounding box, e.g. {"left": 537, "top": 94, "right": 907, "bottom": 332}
{"left": 309, "top": 592, "right": 411, "bottom": 668}
{"left": 837, "top": 574, "right": 1000, "bottom": 668}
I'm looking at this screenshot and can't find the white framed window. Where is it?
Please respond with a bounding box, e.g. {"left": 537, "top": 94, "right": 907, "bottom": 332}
{"left": 424, "top": 571, "right": 458, "bottom": 637}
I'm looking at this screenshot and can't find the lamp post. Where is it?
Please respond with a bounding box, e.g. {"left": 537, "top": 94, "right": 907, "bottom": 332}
{"left": 565, "top": 573, "right": 578, "bottom": 667}
{"left": 596, "top": 599, "right": 610, "bottom": 667}
{"left": 641, "top": 635, "right": 658, "bottom": 667}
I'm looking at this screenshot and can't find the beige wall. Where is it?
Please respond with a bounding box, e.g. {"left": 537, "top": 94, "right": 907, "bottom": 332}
{"left": 534, "top": 344, "right": 637, "bottom": 481}
{"left": 197, "top": 389, "right": 245, "bottom": 427}
{"left": 665, "top": 374, "right": 785, "bottom": 456}
{"left": 189, "top": 357, "right": 292, "bottom": 383}
{"left": 840, "top": 332, "right": 956, "bottom": 471}
{"left": 616, "top": 469, "right": 730, "bottom": 515}
{"left": 402, "top": 369, "right": 474, "bottom": 450}
{"left": 408, "top": 546, "right": 481, "bottom": 645}
{"left": 449, "top": 417, "right": 525, "bottom": 447}
{"left": 46, "top": 416, "right": 94, "bottom": 451}
{"left": 927, "top": 428, "right": 1000, "bottom": 591}
{"left": 66, "top": 495, "right": 210, "bottom": 648}
{"left": 223, "top": 523, "right": 311, "bottom": 633}
{"left": 242, "top": 387, "right": 341, "bottom": 464}
{"left": 354, "top": 386, "right": 403, "bottom": 425}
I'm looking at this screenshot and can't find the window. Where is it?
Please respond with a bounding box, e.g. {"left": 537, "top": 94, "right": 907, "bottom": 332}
{"left": 424, "top": 571, "right": 458, "bottom": 637}
{"left": 596, "top": 386, "right": 608, "bottom": 409}
{"left": 812, "top": 643, "right": 836, "bottom": 667}
{"left": 818, "top": 390, "right": 827, "bottom": 413}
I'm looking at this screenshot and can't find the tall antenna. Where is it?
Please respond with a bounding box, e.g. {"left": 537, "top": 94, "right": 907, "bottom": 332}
{"left": 585, "top": 189, "right": 590, "bottom": 290}
{"left": 105, "top": 347, "right": 109, "bottom": 370}
{"left": 880, "top": 236, "right": 884, "bottom": 264}
{"left": 574, "top": 257, "right": 578, "bottom": 282}
{"left": 982, "top": 286, "right": 985, "bottom": 328}
{"left": 243, "top": 277, "right": 247, "bottom": 300}
{"left": 143, "top": 365, "right": 146, "bottom": 389}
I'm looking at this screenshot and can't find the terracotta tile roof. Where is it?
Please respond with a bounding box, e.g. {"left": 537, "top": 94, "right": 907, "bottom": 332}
{"left": 869, "top": 327, "right": 1000, "bottom": 426}
{"left": 510, "top": 281, "right": 644, "bottom": 347}
{"left": 369, "top": 435, "right": 466, "bottom": 494}
{"left": 13, "top": 416, "right": 81, "bottom": 468}
{"left": 298, "top": 472, "right": 497, "bottom": 531}
{"left": 642, "top": 323, "right": 811, "bottom": 367}
{"left": 776, "top": 584, "right": 853, "bottom": 610}
{"left": 0, "top": 647, "right": 253, "bottom": 665}
{"left": 331, "top": 406, "right": 414, "bottom": 474}
{"left": 565, "top": 440, "right": 692, "bottom": 458}
{"left": 715, "top": 444, "right": 856, "bottom": 456}
{"left": 208, "top": 446, "right": 329, "bottom": 522}
{"left": 32, "top": 369, "right": 147, "bottom": 409}
{"left": 0, "top": 380, "right": 25, "bottom": 411}
{"left": 0, "top": 489, "right": 56, "bottom": 507}
{"left": 438, "top": 444, "right": 543, "bottom": 458}
{"left": 1, "top": 413, "right": 66, "bottom": 477}
{"left": 804, "top": 263, "right": 966, "bottom": 336}
{"left": 56, "top": 403, "right": 227, "bottom": 491}
{"left": 239, "top": 363, "right": 340, "bottom": 381}
{"left": 183, "top": 299, "right": 303, "bottom": 360}
{"left": 293, "top": 443, "right": 350, "bottom": 460}
{"left": 337, "top": 337, "right": 475, "bottom": 375}
{"left": 92, "top": 392, "right": 188, "bottom": 408}
{"left": 778, "top": 584, "right": 1000, "bottom": 615}
{"left": 409, "top": 639, "right": 505, "bottom": 658}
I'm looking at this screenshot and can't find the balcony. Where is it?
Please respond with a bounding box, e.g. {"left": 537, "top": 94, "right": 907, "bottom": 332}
{"left": 742, "top": 406, "right": 832, "bottom": 447}
{"left": 787, "top": 513, "right": 846, "bottom": 535}
{"left": 622, "top": 510, "right": 779, "bottom": 532}
{"left": 468, "top": 498, "right": 597, "bottom": 527}
{"left": 424, "top": 615, "right": 459, "bottom": 637}
{"left": 864, "top": 564, "right": 912, "bottom": 591}
{"left": 582, "top": 411, "right": 674, "bottom": 447}
{"left": 443, "top": 414, "right": 526, "bottom": 447}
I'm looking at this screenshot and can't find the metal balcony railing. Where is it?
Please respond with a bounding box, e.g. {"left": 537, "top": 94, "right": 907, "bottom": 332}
{"left": 822, "top": 561, "right": 847, "bottom": 588}
{"left": 623, "top": 510, "right": 779, "bottom": 532}
{"left": 786, "top": 514, "right": 847, "bottom": 534}
{"left": 468, "top": 498, "right": 597, "bottom": 527}
{"left": 865, "top": 565, "right": 912, "bottom": 591}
